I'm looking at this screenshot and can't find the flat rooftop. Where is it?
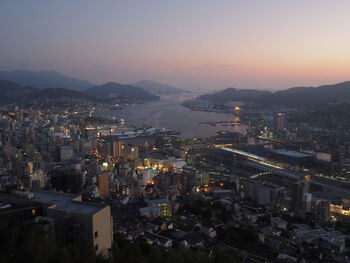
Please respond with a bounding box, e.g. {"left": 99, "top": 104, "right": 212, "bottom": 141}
{"left": 0, "top": 194, "right": 42, "bottom": 214}
{"left": 147, "top": 199, "right": 170, "bottom": 205}
{"left": 168, "top": 160, "right": 187, "bottom": 168}
{"left": 220, "top": 147, "right": 303, "bottom": 180}
{"left": 272, "top": 150, "right": 313, "bottom": 158}
{"left": 33, "top": 192, "right": 105, "bottom": 215}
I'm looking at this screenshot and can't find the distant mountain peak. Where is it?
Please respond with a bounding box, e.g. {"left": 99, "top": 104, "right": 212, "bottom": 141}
{"left": 198, "top": 87, "right": 271, "bottom": 103}
{"left": 199, "top": 81, "right": 350, "bottom": 107}
{"left": 258, "top": 81, "right": 350, "bottom": 106}
{"left": 132, "top": 80, "right": 190, "bottom": 95}
{"left": 84, "top": 82, "right": 159, "bottom": 101}
{"left": 0, "top": 79, "right": 93, "bottom": 105}
{"left": 0, "top": 70, "right": 93, "bottom": 90}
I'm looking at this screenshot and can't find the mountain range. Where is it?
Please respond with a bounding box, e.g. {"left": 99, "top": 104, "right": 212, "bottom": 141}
{"left": 258, "top": 81, "right": 350, "bottom": 106}
{"left": 83, "top": 82, "right": 159, "bottom": 101}
{"left": 0, "top": 80, "right": 94, "bottom": 105}
{"left": 198, "top": 82, "right": 350, "bottom": 107}
{"left": 0, "top": 80, "right": 158, "bottom": 105}
{"left": 2, "top": 70, "right": 350, "bottom": 107}
{"left": 132, "top": 80, "right": 189, "bottom": 95}
{"left": 0, "top": 70, "right": 93, "bottom": 90}
{"left": 0, "top": 71, "right": 189, "bottom": 95}
{"left": 198, "top": 88, "right": 271, "bottom": 103}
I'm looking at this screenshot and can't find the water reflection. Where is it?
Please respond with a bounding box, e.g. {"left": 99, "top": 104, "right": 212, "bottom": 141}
{"left": 106, "top": 95, "right": 247, "bottom": 139}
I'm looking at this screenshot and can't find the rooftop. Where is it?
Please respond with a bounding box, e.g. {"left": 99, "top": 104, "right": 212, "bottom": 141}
{"left": 0, "top": 194, "right": 42, "bottom": 214}
{"left": 168, "top": 160, "right": 187, "bottom": 168}
{"left": 139, "top": 206, "right": 161, "bottom": 213}
{"left": 272, "top": 149, "right": 313, "bottom": 158}
{"left": 147, "top": 198, "right": 170, "bottom": 206}
{"left": 33, "top": 192, "right": 105, "bottom": 215}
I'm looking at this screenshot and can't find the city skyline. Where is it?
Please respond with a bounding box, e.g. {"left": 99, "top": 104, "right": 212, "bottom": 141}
{"left": 3, "top": 1, "right": 350, "bottom": 262}
{"left": 1, "top": 0, "right": 350, "bottom": 91}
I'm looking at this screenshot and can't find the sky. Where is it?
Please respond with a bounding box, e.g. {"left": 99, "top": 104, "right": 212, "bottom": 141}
{"left": 1, "top": 0, "right": 350, "bottom": 91}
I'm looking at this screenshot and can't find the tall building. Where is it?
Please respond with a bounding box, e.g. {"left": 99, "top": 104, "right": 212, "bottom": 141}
{"left": 316, "top": 200, "right": 331, "bottom": 222}
{"left": 30, "top": 169, "right": 46, "bottom": 191}
{"left": 301, "top": 192, "right": 312, "bottom": 212}
{"left": 291, "top": 180, "right": 308, "bottom": 210}
{"left": 112, "top": 141, "right": 124, "bottom": 158}
{"left": 142, "top": 168, "right": 155, "bottom": 186}
{"left": 109, "top": 141, "right": 138, "bottom": 160}
{"left": 243, "top": 180, "right": 284, "bottom": 206}
{"left": 27, "top": 161, "right": 34, "bottom": 174}
{"left": 273, "top": 112, "right": 285, "bottom": 134}
{"left": 50, "top": 168, "right": 82, "bottom": 193}
{"left": 122, "top": 144, "right": 139, "bottom": 160}
{"left": 60, "top": 145, "right": 73, "bottom": 161}
{"left": 97, "top": 173, "right": 109, "bottom": 197}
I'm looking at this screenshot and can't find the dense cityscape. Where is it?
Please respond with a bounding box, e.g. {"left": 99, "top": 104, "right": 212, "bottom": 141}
{"left": 1, "top": 76, "right": 350, "bottom": 263}
{"left": 2, "top": 1, "right": 350, "bottom": 263}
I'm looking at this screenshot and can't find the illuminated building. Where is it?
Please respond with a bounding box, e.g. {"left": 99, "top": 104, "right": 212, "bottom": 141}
{"left": 112, "top": 140, "right": 124, "bottom": 157}
{"left": 19, "top": 161, "right": 34, "bottom": 177}
{"left": 26, "top": 161, "right": 34, "bottom": 174}
{"left": 141, "top": 168, "right": 156, "bottom": 186}
{"left": 106, "top": 140, "right": 139, "bottom": 160}
{"left": 147, "top": 199, "right": 172, "bottom": 217}
{"left": 234, "top": 106, "right": 240, "bottom": 115}
{"left": 30, "top": 169, "right": 46, "bottom": 191}
{"left": 330, "top": 202, "right": 350, "bottom": 216}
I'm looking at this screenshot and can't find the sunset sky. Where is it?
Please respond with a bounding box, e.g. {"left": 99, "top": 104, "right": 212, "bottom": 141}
{"left": 1, "top": 0, "right": 350, "bottom": 91}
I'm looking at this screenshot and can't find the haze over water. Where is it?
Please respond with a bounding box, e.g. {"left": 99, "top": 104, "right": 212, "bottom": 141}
{"left": 108, "top": 95, "right": 247, "bottom": 139}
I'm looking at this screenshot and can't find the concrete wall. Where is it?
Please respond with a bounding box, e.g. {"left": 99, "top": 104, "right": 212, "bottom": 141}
{"left": 92, "top": 205, "right": 113, "bottom": 252}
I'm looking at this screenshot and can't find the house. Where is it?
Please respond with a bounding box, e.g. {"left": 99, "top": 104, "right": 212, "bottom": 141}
{"left": 261, "top": 226, "right": 281, "bottom": 237}
{"left": 198, "top": 226, "right": 217, "bottom": 238}
{"left": 178, "top": 215, "right": 201, "bottom": 229}
{"left": 139, "top": 206, "right": 161, "bottom": 219}
{"left": 169, "top": 229, "right": 187, "bottom": 240}
{"left": 183, "top": 232, "right": 205, "bottom": 248}
{"left": 271, "top": 217, "right": 288, "bottom": 230}
{"left": 318, "top": 231, "right": 346, "bottom": 253}
{"left": 144, "top": 232, "right": 173, "bottom": 248}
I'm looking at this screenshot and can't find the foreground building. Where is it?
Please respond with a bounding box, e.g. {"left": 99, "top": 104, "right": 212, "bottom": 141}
{"left": 33, "top": 192, "right": 113, "bottom": 253}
